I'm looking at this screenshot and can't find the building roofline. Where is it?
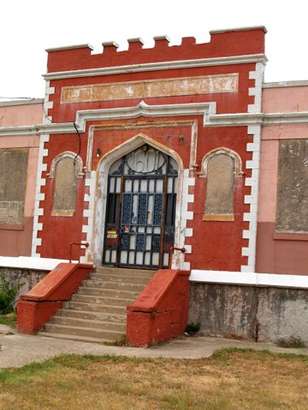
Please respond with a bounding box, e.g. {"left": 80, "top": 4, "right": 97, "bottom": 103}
{"left": 263, "top": 80, "right": 308, "bottom": 88}
{"left": 0, "top": 98, "right": 44, "bottom": 107}
{"left": 46, "top": 44, "right": 93, "bottom": 52}
{"left": 210, "top": 25, "right": 267, "bottom": 34}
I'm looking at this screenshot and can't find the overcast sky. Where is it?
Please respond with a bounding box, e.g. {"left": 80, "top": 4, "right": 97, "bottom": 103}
{"left": 1, "top": 0, "right": 308, "bottom": 99}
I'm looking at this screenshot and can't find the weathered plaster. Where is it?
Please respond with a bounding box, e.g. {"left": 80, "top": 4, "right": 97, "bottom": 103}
{"left": 189, "top": 282, "right": 308, "bottom": 343}
{"left": 61, "top": 74, "right": 239, "bottom": 104}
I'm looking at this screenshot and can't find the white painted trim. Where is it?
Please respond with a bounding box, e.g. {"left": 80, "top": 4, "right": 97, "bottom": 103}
{"left": 31, "top": 133, "right": 49, "bottom": 256}
{"left": 0, "top": 98, "right": 43, "bottom": 107}
{"left": 2, "top": 108, "right": 308, "bottom": 138}
{"left": 206, "top": 112, "right": 263, "bottom": 127}
{"left": 190, "top": 269, "right": 308, "bottom": 290}
{"left": 128, "top": 37, "right": 144, "bottom": 45}
{"left": 210, "top": 25, "right": 267, "bottom": 34}
{"left": 92, "top": 134, "right": 186, "bottom": 268}
{"left": 0, "top": 100, "right": 215, "bottom": 137}
{"left": 200, "top": 147, "right": 243, "bottom": 177}
{"left": 263, "top": 80, "right": 308, "bottom": 88}
{"left": 263, "top": 112, "right": 308, "bottom": 124}
{"left": 241, "top": 124, "right": 261, "bottom": 272}
{"left": 0, "top": 256, "right": 75, "bottom": 271}
{"left": 48, "top": 151, "right": 83, "bottom": 178}
{"left": 43, "top": 54, "right": 267, "bottom": 80}
{"left": 75, "top": 101, "right": 216, "bottom": 129}
{"left": 102, "top": 41, "right": 119, "bottom": 48}
{"left": 239, "top": 61, "right": 264, "bottom": 273}
{"left": 248, "top": 62, "right": 264, "bottom": 113}
{"left": 80, "top": 170, "right": 96, "bottom": 263}
{"left": 46, "top": 44, "right": 93, "bottom": 52}
{"left": 43, "top": 80, "right": 53, "bottom": 125}
{"left": 208, "top": 110, "right": 308, "bottom": 127}
{"left": 172, "top": 168, "right": 195, "bottom": 270}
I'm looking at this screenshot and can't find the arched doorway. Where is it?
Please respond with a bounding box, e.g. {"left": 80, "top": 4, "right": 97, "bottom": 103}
{"left": 102, "top": 144, "right": 178, "bottom": 269}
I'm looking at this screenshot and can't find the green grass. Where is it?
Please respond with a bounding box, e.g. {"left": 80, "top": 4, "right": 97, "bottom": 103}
{"left": 1, "top": 350, "right": 308, "bottom": 409}
{"left": 0, "top": 312, "right": 16, "bottom": 328}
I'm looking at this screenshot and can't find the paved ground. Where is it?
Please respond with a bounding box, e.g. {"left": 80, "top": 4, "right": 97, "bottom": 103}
{"left": 2, "top": 331, "right": 308, "bottom": 368}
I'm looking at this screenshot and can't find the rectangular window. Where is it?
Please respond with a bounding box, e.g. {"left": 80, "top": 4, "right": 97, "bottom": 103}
{"left": 0, "top": 148, "right": 28, "bottom": 225}
{"left": 276, "top": 139, "right": 308, "bottom": 232}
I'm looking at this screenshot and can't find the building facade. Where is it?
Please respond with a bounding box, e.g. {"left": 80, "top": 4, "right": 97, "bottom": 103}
{"left": 256, "top": 81, "right": 308, "bottom": 274}
{"left": 1, "top": 27, "right": 308, "bottom": 277}
{"left": 0, "top": 99, "right": 43, "bottom": 256}
{"left": 32, "top": 27, "right": 266, "bottom": 274}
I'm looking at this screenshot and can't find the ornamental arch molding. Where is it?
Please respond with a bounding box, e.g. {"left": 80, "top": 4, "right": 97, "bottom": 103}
{"left": 49, "top": 151, "right": 83, "bottom": 179}
{"left": 88, "top": 133, "right": 187, "bottom": 267}
{"left": 200, "top": 147, "right": 243, "bottom": 222}
{"left": 200, "top": 147, "right": 243, "bottom": 177}
{"left": 49, "top": 151, "right": 83, "bottom": 217}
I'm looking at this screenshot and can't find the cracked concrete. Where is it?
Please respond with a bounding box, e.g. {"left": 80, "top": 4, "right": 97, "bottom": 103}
{"left": 1, "top": 333, "right": 308, "bottom": 369}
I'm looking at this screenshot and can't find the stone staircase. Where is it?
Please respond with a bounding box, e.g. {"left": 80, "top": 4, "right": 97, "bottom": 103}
{"left": 38, "top": 267, "right": 155, "bottom": 343}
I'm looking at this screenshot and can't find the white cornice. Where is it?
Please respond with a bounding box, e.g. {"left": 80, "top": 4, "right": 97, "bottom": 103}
{"left": 263, "top": 111, "right": 308, "bottom": 124}
{"left": 0, "top": 123, "right": 73, "bottom": 137}
{"left": 263, "top": 80, "right": 308, "bottom": 88}
{"left": 76, "top": 100, "right": 216, "bottom": 129}
{"left": 0, "top": 101, "right": 216, "bottom": 136}
{"left": 0, "top": 98, "right": 43, "bottom": 107}
{"left": 0, "top": 125, "right": 40, "bottom": 137}
{"left": 46, "top": 44, "right": 93, "bottom": 52}
{"left": 210, "top": 25, "right": 267, "bottom": 34}
{"left": 1, "top": 102, "right": 308, "bottom": 137}
{"left": 207, "top": 112, "right": 263, "bottom": 127}
{"left": 43, "top": 53, "right": 267, "bottom": 80}
{"left": 207, "top": 112, "right": 308, "bottom": 126}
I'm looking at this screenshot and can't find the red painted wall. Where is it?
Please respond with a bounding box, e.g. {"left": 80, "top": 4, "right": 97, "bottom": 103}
{"left": 127, "top": 269, "right": 190, "bottom": 347}
{"left": 17, "top": 263, "right": 92, "bottom": 334}
{"left": 47, "top": 29, "right": 265, "bottom": 73}
{"left": 38, "top": 28, "right": 265, "bottom": 271}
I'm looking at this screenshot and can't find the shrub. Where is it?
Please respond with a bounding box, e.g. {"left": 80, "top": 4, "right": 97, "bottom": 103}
{"left": 0, "top": 274, "right": 20, "bottom": 314}
{"left": 276, "top": 336, "right": 306, "bottom": 349}
{"left": 185, "top": 322, "right": 201, "bottom": 336}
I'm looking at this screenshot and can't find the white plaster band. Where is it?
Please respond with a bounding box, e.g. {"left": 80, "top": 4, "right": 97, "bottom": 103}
{"left": 43, "top": 54, "right": 267, "bottom": 80}
{"left": 0, "top": 256, "right": 84, "bottom": 271}
{"left": 3, "top": 108, "right": 308, "bottom": 137}
{"left": 190, "top": 269, "right": 308, "bottom": 290}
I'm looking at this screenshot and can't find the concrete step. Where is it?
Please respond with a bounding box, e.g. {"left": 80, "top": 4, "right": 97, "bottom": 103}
{"left": 77, "top": 286, "right": 139, "bottom": 299}
{"left": 96, "top": 266, "right": 155, "bottom": 276}
{"left": 65, "top": 301, "right": 126, "bottom": 314}
{"left": 90, "top": 273, "right": 152, "bottom": 284}
{"left": 37, "top": 266, "right": 154, "bottom": 344}
{"left": 43, "top": 323, "right": 124, "bottom": 341}
{"left": 71, "top": 293, "right": 134, "bottom": 306}
{"left": 83, "top": 279, "right": 144, "bottom": 292}
{"left": 50, "top": 316, "right": 126, "bottom": 332}
{"left": 38, "top": 331, "right": 113, "bottom": 344}
{"left": 57, "top": 308, "right": 126, "bottom": 323}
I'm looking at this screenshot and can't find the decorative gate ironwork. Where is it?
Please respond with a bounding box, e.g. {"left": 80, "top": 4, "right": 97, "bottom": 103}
{"left": 103, "top": 144, "right": 178, "bottom": 269}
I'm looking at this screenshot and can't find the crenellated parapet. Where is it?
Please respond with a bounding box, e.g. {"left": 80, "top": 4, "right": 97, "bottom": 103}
{"left": 45, "top": 26, "right": 266, "bottom": 74}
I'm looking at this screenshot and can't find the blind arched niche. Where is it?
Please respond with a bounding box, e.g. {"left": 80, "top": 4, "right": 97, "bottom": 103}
{"left": 49, "top": 152, "right": 83, "bottom": 216}
{"left": 201, "top": 148, "right": 242, "bottom": 221}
